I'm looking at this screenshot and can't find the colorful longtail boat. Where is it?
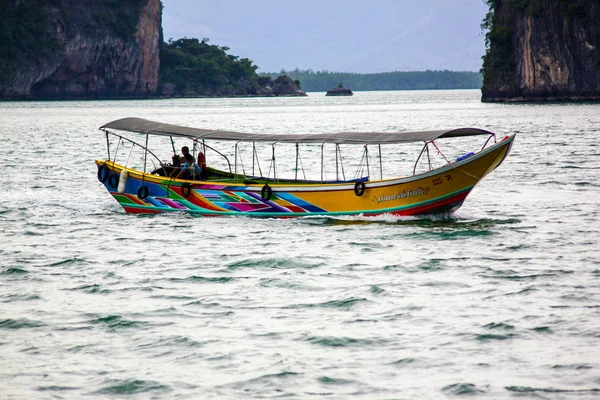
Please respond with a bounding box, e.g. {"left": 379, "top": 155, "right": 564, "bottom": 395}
{"left": 96, "top": 117, "right": 515, "bottom": 217}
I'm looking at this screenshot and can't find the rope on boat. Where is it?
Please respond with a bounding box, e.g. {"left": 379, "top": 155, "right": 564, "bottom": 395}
{"left": 237, "top": 143, "right": 247, "bottom": 177}
{"left": 355, "top": 147, "right": 368, "bottom": 180}
{"left": 337, "top": 144, "right": 346, "bottom": 181}
{"left": 125, "top": 142, "right": 135, "bottom": 167}
{"left": 296, "top": 146, "right": 307, "bottom": 180}
{"left": 112, "top": 138, "right": 123, "bottom": 166}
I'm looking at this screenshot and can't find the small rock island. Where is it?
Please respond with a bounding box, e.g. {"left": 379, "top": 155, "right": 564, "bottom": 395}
{"left": 326, "top": 83, "right": 353, "bottom": 96}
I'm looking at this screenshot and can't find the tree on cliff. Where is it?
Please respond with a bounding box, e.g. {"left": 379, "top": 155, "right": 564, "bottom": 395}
{"left": 0, "top": 0, "right": 61, "bottom": 83}
{"left": 160, "top": 38, "right": 259, "bottom": 96}
{"left": 480, "top": 0, "right": 517, "bottom": 94}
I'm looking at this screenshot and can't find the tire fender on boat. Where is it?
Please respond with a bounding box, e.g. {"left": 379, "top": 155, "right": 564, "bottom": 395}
{"left": 117, "top": 169, "right": 128, "bottom": 194}
{"left": 354, "top": 181, "right": 366, "bottom": 196}
{"left": 97, "top": 164, "right": 109, "bottom": 183}
{"left": 261, "top": 184, "right": 273, "bottom": 201}
{"left": 108, "top": 173, "right": 119, "bottom": 189}
{"left": 181, "top": 182, "right": 192, "bottom": 198}
{"left": 137, "top": 185, "right": 149, "bottom": 200}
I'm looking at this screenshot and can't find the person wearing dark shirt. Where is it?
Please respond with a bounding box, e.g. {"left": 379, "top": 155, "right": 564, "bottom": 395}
{"left": 174, "top": 153, "right": 201, "bottom": 180}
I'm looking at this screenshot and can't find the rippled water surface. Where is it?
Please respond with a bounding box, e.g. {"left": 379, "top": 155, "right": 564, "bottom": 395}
{"left": 1, "top": 91, "right": 599, "bottom": 399}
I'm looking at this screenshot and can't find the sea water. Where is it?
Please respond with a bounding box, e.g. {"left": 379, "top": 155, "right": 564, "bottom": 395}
{"left": 1, "top": 90, "right": 599, "bottom": 399}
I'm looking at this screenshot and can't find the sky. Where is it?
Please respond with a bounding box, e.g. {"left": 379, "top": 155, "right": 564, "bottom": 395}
{"left": 161, "top": 0, "right": 489, "bottom": 73}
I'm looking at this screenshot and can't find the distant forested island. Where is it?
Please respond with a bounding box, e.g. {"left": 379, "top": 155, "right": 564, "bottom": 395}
{"left": 266, "top": 69, "right": 483, "bottom": 92}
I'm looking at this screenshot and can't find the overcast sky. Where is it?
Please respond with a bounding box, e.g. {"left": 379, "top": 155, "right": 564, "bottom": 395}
{"left": 161, "top": 0, "right": 489, "bottom": 73}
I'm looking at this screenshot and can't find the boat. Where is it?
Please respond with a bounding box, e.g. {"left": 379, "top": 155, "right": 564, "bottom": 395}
{"left": 95, "top": 117, "right": 515, "bottom": 217}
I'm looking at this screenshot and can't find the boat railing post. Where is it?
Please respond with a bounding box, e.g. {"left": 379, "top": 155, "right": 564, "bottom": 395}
{"left": 252, "top": 143, "right": 256, "bottom": 177}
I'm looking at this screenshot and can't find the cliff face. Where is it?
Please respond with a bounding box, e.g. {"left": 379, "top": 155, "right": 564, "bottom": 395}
{"left": 481, "top": 0, "right": 600, "bottom": 102}
{"left": 0, "top": 0, "right": 161, "bottom": 100}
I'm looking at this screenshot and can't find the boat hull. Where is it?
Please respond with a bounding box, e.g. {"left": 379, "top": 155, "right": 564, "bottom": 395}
{"left": 96, "top": 136, "right": 514, "bottom": 217}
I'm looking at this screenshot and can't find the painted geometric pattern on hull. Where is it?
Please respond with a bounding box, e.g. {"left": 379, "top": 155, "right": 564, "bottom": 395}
{"left": 108, "top": 185, "right": 472, "bottom": 217}
{"left": 106, "top": 182, "right": 328, "bottom": 215}
{"left": 99, "top": 164, "right": 475, "bottom": 217}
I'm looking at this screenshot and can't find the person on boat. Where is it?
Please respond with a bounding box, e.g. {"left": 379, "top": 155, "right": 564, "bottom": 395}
{"left": 172, "top": 146, "right": 190, "bottom": 167}
{"left": 197, "top": 150, "right": 207, "bottom": 180}
{"left": 173, "top": 153, "right": 201, "bottom": 180}
{"left": 167, "top": 146, "right": 191, "bottom": 177}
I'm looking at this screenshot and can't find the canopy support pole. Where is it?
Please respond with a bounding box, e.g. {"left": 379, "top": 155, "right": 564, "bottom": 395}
{"left": 234, "top": 142, "right": 239, "bottom": 181}
{"left": 335, "top": 144, "right": 339, "bottom": 181}
{"left": 365, "top": 145, "right": 370, "bottom": 180}
{"left": 105, "top": 131, "right": 111, "bottom": 160}
{"left": 272, "top": 144, "right": 277, "bottom": 181}
{"left": 170, "top": 137, "right": 176, "bottom": 156}
{"left": 295, "top": 143, "right": 299, "bottom": 181}
{"left": 320, "top": 143, "right": 324, "bottom": 183}
{"left": 378, "top": 144, "right": 382, "bottom": 180}
{"left": 142, "top": 134, "right": 149, "bottom": 185}
{"left": 426, "top": 144, "right": 432, "bottom": 170}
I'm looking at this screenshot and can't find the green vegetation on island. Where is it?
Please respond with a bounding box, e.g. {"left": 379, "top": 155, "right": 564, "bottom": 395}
{"left": 159, "top": 38, "right": 306, "bottom": 96}
{"left": 266, "top": 69, "right": 483, "bottom": 92}
{"left": 480, "top": 0, "right": 517, "bottom": 92}
{"left": 0, "top": 0, "right": 61, "bottom": 83}
{"left": 160, "top": 38, "right": 259, "bottom": 96}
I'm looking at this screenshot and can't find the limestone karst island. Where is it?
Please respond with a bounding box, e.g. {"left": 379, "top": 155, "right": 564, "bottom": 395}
{"left": 1, "top": 0, "right": 599, "bottom": 102}
{"left": 481, "top": 0, "right": 600, "bottom": 102}
{"left": 0, "top": 0, "right": 304, "bottom": 100}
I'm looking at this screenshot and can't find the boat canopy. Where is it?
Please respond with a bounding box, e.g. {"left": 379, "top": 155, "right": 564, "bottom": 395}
{"left": 100, "top": 117, "right": 493, "bottom": 145}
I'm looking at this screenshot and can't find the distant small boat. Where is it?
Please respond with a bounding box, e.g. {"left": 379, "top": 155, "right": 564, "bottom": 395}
{"left": 96, "top": 118, "right": 514, "bottom": 217}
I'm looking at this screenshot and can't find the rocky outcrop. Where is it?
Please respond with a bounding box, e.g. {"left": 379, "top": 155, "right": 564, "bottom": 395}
{"left": 269, "top": 75, "right": 307, "bottom": 96}
{"left": 326, "top": 86, "right": 353, "bottom": 96}
{"left": 0, "top": 0, "right": 161, "bottom": 100}
{"left": 481, "top": 0, "right": 600, "bottom": 102}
